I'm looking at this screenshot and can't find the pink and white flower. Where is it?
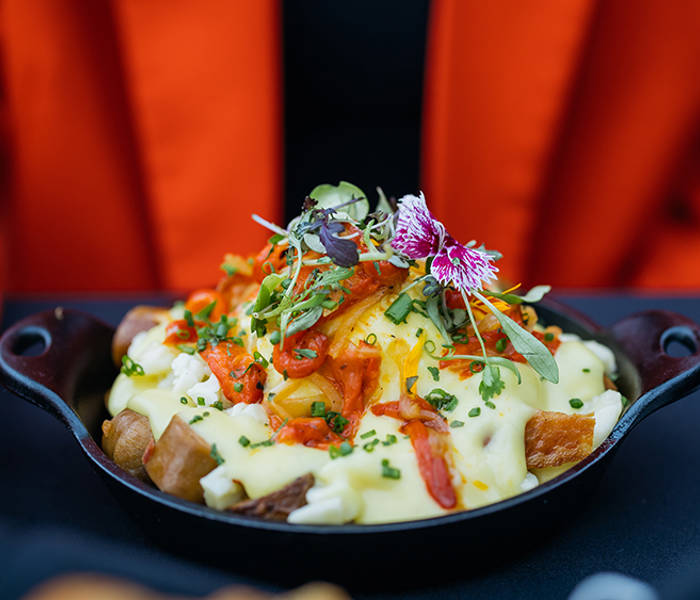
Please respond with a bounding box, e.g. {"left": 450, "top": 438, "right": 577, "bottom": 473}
{"left": 391, "top": 193, "right": 498, "bottom": 292}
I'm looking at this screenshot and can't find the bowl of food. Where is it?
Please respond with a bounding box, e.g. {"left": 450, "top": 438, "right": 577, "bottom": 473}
{"left": 2, "top": 183, "right": 699, "bottom": 582}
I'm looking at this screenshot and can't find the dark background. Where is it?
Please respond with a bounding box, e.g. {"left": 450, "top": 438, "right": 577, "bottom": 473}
{"left": 283, "top": 0, "right": 431, "bottom": 220}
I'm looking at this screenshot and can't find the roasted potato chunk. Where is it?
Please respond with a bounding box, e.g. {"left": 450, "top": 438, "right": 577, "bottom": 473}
{"left": 101, "top": 409, "right": 153, "bottom": 481}
{"left": 144, "top": 415, "right": 217, "bottom": 503}
{"left": 112, "top": 305, "right": 168, "bottom": 366}
{"left": 230, "top": 473, "right": 314, "bottom": 521}
{"left": 525, "top": 410, "right": 595, "bottom": 468}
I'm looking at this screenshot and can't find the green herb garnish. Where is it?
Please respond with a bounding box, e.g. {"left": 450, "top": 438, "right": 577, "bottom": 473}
{"left": 381, "top": 459, "right": 401, "bottom": 479}
{"left": 210, "top": 444, "right": 225, "bottom": 465}
{"left": 384, "top": 292, "right": 413, "bottom": 325}
{"left": 120, "top": 355, "right": 145, "bottom": 377}
{"left": 310, "top": 401, "right": 326, "bottom": 417}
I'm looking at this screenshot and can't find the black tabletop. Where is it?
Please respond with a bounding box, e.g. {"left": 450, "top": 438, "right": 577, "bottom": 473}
{"left": 1, "top": 295, "right": 699, "bottom": 600}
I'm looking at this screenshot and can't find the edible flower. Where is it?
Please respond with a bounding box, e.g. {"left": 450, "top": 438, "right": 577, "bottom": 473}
{"left": 391, "top": 193, "right": 498, "bottom": 292}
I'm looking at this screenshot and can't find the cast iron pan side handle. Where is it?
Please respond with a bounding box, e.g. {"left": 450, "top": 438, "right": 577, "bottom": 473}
{"left": 0, "top": 308, "right": 116, "bottom": 431}
{"left": 609, "top": 310, "right": 700, "bottom": 419}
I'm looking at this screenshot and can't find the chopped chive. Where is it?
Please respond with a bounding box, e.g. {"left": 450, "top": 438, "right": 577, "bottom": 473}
{"left": 569, "top": 398, "right": 584, "bottom": 409}
{"left": 250, "top": 439, "right": 274, "bottom": 449}
{"left": 495, "top": 338, "right": 507, "bottom": 353}
{"left": 468, "top": 407, "right": 481, "bottom": 417}
{"left": 469, "top": 361, "right": 484, "bottom": 374}
{"left": 381, "top": 459, "right": 401, "bottom": 479}
{"left": 120, "top": 355, "right": 145, "bottom": 377}
{"left": 364, "top": 332, "right": 378, "bottom": 345}
{"left": 415, "top": 328, "right": 424, "bottom": 338}
{"left": 582, "top": 368, "right": 591, "bottom": 373}
{"left": 329, "top": 441, "right": 354, "bottom": 460}
{"left": 293, "top": 348, "right": 318, "bottom": 360}
{"left": 360, "top": 429, "right": 376, "bottom": 439}
{"left": 484, "top": 400, "right": 496, "bottom": 410}
{"left": 233, "top": 382, "right": 243, "bottom": 393}
{"left": 382, "top": 434, "right": 398, "bottom": 446}
{"left": 238, "top": 436, "right": 250, "bottom": 447}
{"left": 450, "top": 420, "right": 465, "bottom": 428}
{"left": 210, "top": 444, "right": 225, "bottom": 465}
{"left": 253, "top": 351, "right": 269, "bottom": 368}
{"left": 176, "top": 344, "right": 196, "bottom": 355}
{"left": 425, "top": 388, "right": 458, "bottom": 412}
{"left": 544, "top": 332, "right": 555, "bottom": 342}
{"left": 310, "top": 401, "right": 326, "bottom": 417}
{"left": 283, "top": 370, "right": 289, "bottom": 381}
{"left": 427, "top": 366, "right": 440, "bottom": 381}
{"left": 197, "top": 397, "right": 205, "bottom": 406}
{"left": 184, "top": 309, "right": 194, "bottom": 327}
{"left": 189, "top": 415, "right": 204, "bottom": 424}
{"left": 384, "top": 292, "right": 413, "bottom": 325}
{"left": 212, "top": 400, "right": 224, "bottom": 411}
{"left": 269, "top": 330, "right": 281, "bottom": 344}
{"left": 363, "top": 439, "right": 380, "bottom": 452}
{"left": 180, "top": 396, "right": 188, "bottom": 405}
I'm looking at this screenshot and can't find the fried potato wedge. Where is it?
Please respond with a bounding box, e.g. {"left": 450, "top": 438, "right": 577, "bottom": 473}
{"left": 101, "top": 409, "right": 153, "bottom": 481}
{"left": 112, "top": 305, "right": 169, "bottom": 366}
{"left": 144, "top": 415, "right": 217, "bottom": 503}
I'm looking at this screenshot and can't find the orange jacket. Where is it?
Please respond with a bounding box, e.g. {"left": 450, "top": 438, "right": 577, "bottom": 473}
{"left": 423, "top": 0, "right": 700, "bottom": 289}
{"left": 1, "top": 0, "right": 281, "bottom": 292}
{"left": 2, "top": 1, "right": 699, "bottom": 292}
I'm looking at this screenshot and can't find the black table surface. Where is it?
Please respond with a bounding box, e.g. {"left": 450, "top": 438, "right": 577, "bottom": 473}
{"left": 1, "top": 294, "right": 699, "bottom": 600}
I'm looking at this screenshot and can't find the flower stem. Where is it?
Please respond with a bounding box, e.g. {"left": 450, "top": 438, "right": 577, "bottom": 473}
{"left": 461, "top": 289, "right": 490, "bottom": 368}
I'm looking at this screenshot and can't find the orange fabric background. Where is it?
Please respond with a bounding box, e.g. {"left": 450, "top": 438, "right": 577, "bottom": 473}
{"left": 423, "top": 0, "right": 700, "bottom": 290}
{"left": 1, "top": 0, "right": 281, "bottom": 292}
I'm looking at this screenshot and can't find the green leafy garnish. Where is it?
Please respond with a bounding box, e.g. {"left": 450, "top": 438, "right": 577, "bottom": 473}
{"left": 479, "top": 365, "right": 505, "bottom": 401}
{"left": 473, "top": 292, "right": 559, "bottom": 384}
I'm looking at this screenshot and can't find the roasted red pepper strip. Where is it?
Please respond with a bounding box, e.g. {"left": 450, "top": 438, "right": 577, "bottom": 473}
{"left": 272, "top": 328, "right": 329, "bottom": 379}
{"left": 163, "top": 319, "right": 198, "bottom": 345}
{"left": 185, "top": 289, "right": 226, "bottom": 322}
{"left": 252, "top": 243, "right": 288, "bottom": 282}
{"left": 327, "top": 341, "right": 381, "bottom": 437}
{"left": 201, "top": 341, "right": 266, "bottom": 404}
{"left": 372, "top": 394, "right": 455, "bottom": 508}
{"left": 401, "top": 420, "right": 457, "bottom": 509}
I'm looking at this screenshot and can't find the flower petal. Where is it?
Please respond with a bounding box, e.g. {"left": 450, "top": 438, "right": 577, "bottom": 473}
{"left": 391, "top": 193, "right": 446, "bottom": 259}
{"left": 431, "top": 237, "right": 498, "bottom": 292}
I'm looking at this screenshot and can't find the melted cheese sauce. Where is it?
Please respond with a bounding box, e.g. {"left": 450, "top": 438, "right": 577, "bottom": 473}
{"left": 108, "top": 297, "right": 622, "bottom": 524}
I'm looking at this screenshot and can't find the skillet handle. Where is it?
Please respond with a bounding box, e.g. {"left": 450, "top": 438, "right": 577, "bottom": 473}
{"left": 0, "top": 308, "right": 116, "bottom": 426}
{"left": 608, "top": 310, "right": 700, "bottom": 416}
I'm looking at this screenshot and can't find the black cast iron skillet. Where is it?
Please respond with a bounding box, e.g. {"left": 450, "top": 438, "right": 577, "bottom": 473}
{"left": 1, "top": 301, "right": 699, "bottom": 586}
